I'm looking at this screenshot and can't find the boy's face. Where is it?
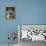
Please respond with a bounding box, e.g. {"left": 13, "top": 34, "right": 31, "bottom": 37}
{"left": 6, "top": 7, "right": 15, "bottom": 19}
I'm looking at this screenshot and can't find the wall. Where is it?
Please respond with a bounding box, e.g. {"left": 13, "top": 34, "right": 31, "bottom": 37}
{"left": 0, "top": 0, "right": 46, "bottom": 44}
{"left": 16, "top": 0, "right": 46, "bottom": 24}
{"left": 0, "top": 0, "right": 17, "bottom": 44}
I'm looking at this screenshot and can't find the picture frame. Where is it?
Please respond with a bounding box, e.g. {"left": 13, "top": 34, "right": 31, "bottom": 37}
{"left": 5, "top": 6, "right": 16, "bottom": 20}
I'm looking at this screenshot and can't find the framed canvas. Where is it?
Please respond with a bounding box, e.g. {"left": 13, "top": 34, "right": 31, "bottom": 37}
{"left": 5, "top": 6, "right": 16, "bottom": 20}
